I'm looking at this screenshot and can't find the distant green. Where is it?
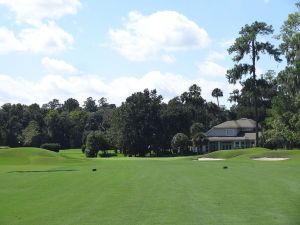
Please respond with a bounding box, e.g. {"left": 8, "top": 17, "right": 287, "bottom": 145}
{"left": 0, "top": 147, "right": 299, "bottom": 225}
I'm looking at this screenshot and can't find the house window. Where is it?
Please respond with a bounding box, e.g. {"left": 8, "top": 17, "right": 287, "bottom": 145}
{"left": 226, "top": 129, "right": 234, "bottom": 136}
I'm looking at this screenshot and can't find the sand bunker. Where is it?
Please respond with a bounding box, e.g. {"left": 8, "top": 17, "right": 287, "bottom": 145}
{"left": 198, "top": 158, "right": 225, "bottom": 161}
{"left": 252, "top": 157, "right": 289, "bottom": 161}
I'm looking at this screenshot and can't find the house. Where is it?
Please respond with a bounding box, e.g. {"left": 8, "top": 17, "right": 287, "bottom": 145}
{"left": 203, "top": 118, "right": 257, "bottom": 152}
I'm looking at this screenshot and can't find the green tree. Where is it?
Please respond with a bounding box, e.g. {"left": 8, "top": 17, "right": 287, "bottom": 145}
{"left": 85, "top": 131, "right": 109, "bottom": 157}
{"left": 160, "top": 98, "right": 192, "bottom": 150}
{"left": 211, "top": 88, "right": 223, "bottom": 107}
{"left": 277, "top": 2, "right": 300, "bottom": 64}
{"left": 171, "top": 133, "right": 189, "bottom": 155}
{"left": 190, "top": 122, "right": 204, "bottom": 137}
{"left": 226, "top": 21, "right": 281, "bottom": 146}
{"left": 69, "top": 110, "right": 88, "bottom": 147}
{"left": 190, "top": 123, "right": 206, "bottom": 154}
{"left": 111, "top": 89, "right": 162, "bottom": 156}
{"left": 44, "top": 110, "right": 71, "bottom": 148}
{"left": 84, "top": 97, "right": 98, "bottom": 112}
{"left": 22, "top": 121, "right": 41, "bottom": 147}
{"left": 264, "top": 2, "right": 300, "bottom": 148}
{"left": 229, "top": 70, "right": 278, "bottom": 123}
{"left": 42, "top": 99, "right": 62, "bottom": 110}
{"left": 63, "top": 98, "right": 80, "bottom": 112}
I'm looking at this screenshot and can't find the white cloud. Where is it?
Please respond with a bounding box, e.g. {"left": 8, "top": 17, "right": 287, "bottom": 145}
{"left": 0, "top": 27, "right": 24, "bottom": 53}
{"left": 206, "top": 51, "right": 227, "bottom": 61}
{"left": 20, "top": 22, "right": 74, "bottom": 54}
{"left": 109, "top": 11, "right": 210, "bottom": 61}
{"left": 161, "top": 54, "right": 176, "bottom": 63}
{"left": 0, "top": 22, "right": 74, "bottom": 54}
{"left": 0, "top": 71, "right": 237, "bottom": 107}
{"left": 198, "top": 61, "right": 227, "bottom": 77}
{"left": 42, "top": 57, "right": 78, "bottom": 74}
{"left": 0, "top": 0, "right": 81, "bottom": 24}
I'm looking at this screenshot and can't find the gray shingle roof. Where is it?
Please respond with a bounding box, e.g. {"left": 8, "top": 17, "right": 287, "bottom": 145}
{"left": 214, "top": 118, "right": 256, "bottom": 129}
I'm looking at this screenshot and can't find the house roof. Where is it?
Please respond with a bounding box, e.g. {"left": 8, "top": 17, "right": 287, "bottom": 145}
{"left": 213, "top": 118, "right": 256, "bottom": 129}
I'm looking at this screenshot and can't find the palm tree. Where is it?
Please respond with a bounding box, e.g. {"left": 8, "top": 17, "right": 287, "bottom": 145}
{"left": 211, "top": 88, "right": 223, "bottom": 107}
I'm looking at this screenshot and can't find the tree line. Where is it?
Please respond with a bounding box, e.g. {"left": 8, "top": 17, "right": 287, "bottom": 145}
{"left": 0, "top": 85, "right": 231, "bottom": 156}
{"left": 0, "top": 2, "right": 299, "bottom": 155}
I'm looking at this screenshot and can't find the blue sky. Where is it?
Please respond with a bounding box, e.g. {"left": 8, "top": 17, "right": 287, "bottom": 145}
{"left": 0, "top": 0, "right": 296, "bottom": 107}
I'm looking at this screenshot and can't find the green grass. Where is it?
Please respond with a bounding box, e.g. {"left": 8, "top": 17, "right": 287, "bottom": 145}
{"left": 199, "top": 147, "right": 300, "bottom": 160}
{"left": 0, "top": 147, "right": 300, "bottom": 225}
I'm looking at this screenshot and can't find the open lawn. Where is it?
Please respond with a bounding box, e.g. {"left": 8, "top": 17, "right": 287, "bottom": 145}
{"left": 0, "top": 147, "right": 300, "bottom": 225}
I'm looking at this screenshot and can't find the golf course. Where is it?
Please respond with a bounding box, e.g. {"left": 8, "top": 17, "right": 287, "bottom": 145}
{"left": 0, "top": 147, "right": 299, "bottom": 225}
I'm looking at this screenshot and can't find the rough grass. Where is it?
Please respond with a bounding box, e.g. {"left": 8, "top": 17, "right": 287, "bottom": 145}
{"left": 0, "top": 147, "right": 299, "bottom": 225}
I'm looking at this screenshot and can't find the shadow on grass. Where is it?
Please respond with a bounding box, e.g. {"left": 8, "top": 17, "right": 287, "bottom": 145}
{"left": 7, "top": 169, "right": 78, "bottom": 173}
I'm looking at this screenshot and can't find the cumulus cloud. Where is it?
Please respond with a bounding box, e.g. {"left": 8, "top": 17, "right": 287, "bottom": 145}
{"left": 0, "top": 0, "right": 79, "bottom": 54}
{"left": 0, "top": 0, "right": 81, "bottom": 24}
{"left": 109, "top": 11, "right": 210, "bottom": 61}
{"left": 0, "top": 27, "right": 23, "bottom": 53}
{"left": 0, "top": 71, "right": 236, "bottom": 107}
{"left": 0, "top": 22, "right": 74, "bottom": 54}
{"left": 198, "top": 61, "right": 227, "bottom": 78}
{"left": 41, "top": 57, "right": 78, "bottom": 74}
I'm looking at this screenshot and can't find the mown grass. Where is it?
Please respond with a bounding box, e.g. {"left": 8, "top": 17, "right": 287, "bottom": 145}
{"left": 0, "top": 147, "right": 299, "bottom": 225}
{"left": 199, "top": 147, "right": 300, "bottom": 160}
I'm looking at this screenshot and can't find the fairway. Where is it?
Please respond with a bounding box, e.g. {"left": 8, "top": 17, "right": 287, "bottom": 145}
{"left": 0, "top": 148, "right": 300, "bottom": 225}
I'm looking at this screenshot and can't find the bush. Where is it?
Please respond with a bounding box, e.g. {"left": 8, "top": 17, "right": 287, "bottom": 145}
{"left": 171, "top": 133, "right": 190, "bottom": 155}
{"left": 85, "top": 148, "right": 97, "bottom": 157}
{"left": 85, "top": 131, "right": 109, "bottom": 158}
{"left": 40, "top": 143, "right": 61, "bottom": 152}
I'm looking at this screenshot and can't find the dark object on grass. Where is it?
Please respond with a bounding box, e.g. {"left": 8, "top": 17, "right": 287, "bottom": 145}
{"left": 92, "top": 168, "right": 97, "bottom": 171}
{"left": 223, "top": 166, "right": 228, "bottom": 169}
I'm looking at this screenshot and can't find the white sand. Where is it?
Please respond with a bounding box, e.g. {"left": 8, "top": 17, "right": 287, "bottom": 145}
{"left": 252, "top": 157, "right": 289, "bottom": 161}
{"left": 198, "top": 158, "right": 225, "bottom": 161}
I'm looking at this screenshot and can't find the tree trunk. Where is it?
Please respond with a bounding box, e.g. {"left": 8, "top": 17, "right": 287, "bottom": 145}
{"left": 252, "top": 40, "right": 259, "bottom": 147}
{"left": 217, "top": 97, "right": 219, "bottom": 107}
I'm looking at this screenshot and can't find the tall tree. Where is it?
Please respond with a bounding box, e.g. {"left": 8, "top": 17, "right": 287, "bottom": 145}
{"left": 264, "top": 2, "right": 300, "bottom": 148}
{"left": 211, "top": 88, "right": 223, "bottom": 107}
{"left": 63, "top": 98, "right": 80, "bottom": 112}
{"left": 111, "top": 89, "right": 162, "bottom": 156}
{"left": 21, "top": 120, "right": 41, "bottom": 147}
{"left": 83, "top": 97, "right": 98, "bottom": 112}
{"left": 229, "top": 71, "right": 278, "bottom": 123}
{"left": 42, "top": 99, "right": 62, "bottom": 110}
{"left": 226, "top": 21, "right": 281, "bottom": 146}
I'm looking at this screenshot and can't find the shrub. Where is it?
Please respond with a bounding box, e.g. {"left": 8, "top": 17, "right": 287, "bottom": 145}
{"left": 171, "top": 133, "right": 190, "bottom": 155}
{"left": 85, "top": 131, "right": 109, "bottom": 158}
{"left": 40, "top": 143, "right": 61, "bottom": 152}
{"left": 85, "top": 148, "right": 97, "bottom": 157}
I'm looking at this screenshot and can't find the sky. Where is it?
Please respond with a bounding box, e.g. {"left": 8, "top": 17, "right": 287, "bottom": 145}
{"left": 0, "top": 0, "right": 296, "bottom": 107}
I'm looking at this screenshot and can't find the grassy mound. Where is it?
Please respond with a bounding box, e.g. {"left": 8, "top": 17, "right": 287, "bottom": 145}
{"left": 0, "top": 147, "right": 83, "bottom": 165}
{"left": 200, "top": 148, "right": 300, "bottom": 160}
